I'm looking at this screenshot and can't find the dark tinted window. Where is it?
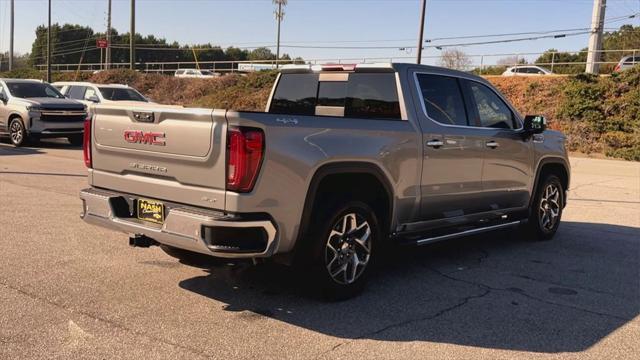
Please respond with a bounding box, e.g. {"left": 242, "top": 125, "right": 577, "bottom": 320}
{"left": 317, "top": 82, "right": 346, "bottom": 107}
{"left": 99, "top": 87, "right": 147, "bottom": 102}
{"left": 345, "top": 73, "right": 400, "bottom": 120}
{"left": 67, "top": 86, "right": 87, "bottom": 100}
{"left": 270, "top": 73, "right": 319, "bottom": 115}
{"left": 416, "top": 74, "right": 468, "bottom": 126}
{"left": 467, "top": 81, "right": 515, "bottom": 129}
{"left": 5, "top": 82, "right": 64, "bottom": 99}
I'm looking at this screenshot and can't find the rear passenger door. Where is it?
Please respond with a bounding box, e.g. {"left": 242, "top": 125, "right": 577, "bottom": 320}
{"left": 414, "top": 73, "right": 489, "bottom": 221}
{"left": 461, "top": 79, "right": 533, "bottom": 211}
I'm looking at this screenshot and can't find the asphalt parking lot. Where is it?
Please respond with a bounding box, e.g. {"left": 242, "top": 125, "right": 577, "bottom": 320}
{"left": 0, "top": 139, "right": 638, "bottom": 360}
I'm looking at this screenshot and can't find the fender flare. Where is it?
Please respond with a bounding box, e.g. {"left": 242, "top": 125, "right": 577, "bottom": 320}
{"left": 294, "top": 161, "right": 395, "bottom": 253}
{"left": 529, "top": 156, "right": 571, "bottom": 209}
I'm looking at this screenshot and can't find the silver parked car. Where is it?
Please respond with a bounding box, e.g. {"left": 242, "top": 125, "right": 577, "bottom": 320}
{"left": 614, "top": 55, "right": 640, "bottom": 72}
{"left": 0, "top": 79, "right": 87, "bottom": 146}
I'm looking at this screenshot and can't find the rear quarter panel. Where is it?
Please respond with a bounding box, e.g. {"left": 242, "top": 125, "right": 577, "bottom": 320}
{"left": 226, "top": 110, "right": 423, "bottom": 254}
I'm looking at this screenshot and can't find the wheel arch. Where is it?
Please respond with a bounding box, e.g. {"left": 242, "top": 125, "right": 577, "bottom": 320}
{"left": 530, "top": 157, "right": 570, "bottom": 209}
{"left": 7, "top": 113, "right": 24, "bottom": 132}
{"left": 293, "top": 161, "right": 395, "bottom": 256}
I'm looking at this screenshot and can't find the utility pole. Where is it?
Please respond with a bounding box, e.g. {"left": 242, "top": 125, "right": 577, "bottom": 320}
{"left": 9, "top": 0, "right": 14, "bottom": 71}
{"left": 106, "top": 0, "right": 112, "bottom": 69}
{"left": 586, "top": 0, "right": 606, "bottom": 74}
{"left": 47, "top": 0, "right": 52, "bottom": 82}
{"left": 130, "top": 0, "right": 135, "bottom": 70}
{"left": 416, "top": 0, "right": 427, "bottom": 64}
{"left": 273, "top": 0, "right": 287, "bottom": 68}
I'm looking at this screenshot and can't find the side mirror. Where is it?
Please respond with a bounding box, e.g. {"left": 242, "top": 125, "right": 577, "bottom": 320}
{"left": 523, "top": 115, "right": 547, "bottom": 135}
{"left": 87, "top": 95, "right": 100, "bottom": 103}
{"left": 0, "top": 93, "right": 7, "bottom": 103}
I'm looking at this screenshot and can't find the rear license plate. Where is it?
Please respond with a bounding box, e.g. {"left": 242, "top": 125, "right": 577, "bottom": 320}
{"left": 137, "top": 199, "right": 165, "bottom": 224}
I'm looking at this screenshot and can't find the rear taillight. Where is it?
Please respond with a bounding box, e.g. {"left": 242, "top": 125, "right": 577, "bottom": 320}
{"left": 226, "top": 127, "right": 264, "bottom": 193}
{"left": 83, "top": 117, "right": 92, "bottom": 168}
{"left": 614, "top": 64, "right": 621, "bottom": 72}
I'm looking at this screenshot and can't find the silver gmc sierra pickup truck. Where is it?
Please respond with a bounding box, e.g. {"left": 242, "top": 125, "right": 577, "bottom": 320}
{"left": 80, "top": 63, "right": 570, "bottom": 298}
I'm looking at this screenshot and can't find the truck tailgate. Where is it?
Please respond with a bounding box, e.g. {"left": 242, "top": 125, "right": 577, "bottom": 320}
{"left": 90, "top": 104, "right": 227, "bottom": 210}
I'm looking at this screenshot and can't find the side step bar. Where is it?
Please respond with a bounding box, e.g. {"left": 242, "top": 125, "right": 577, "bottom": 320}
{"left": 405, "top": 221, "right": 523, "bottom": 246}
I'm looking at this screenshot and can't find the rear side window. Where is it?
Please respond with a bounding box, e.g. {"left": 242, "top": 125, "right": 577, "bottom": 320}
{"left": 345, "top": 73, "right": 401, "bottom": 120}
{"left": 269, "top": 73, "right": 319, "bottom": 116}
{"left": 67, "top": 86, "right": 86, "bottom": 100}
{"left": 416, "top": 74, "right": 468, "bottom": 126}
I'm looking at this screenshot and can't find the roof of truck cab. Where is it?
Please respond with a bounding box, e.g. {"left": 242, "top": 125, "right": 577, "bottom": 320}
{"left": 278, "top": 62, "right": 489, "bottom": 84}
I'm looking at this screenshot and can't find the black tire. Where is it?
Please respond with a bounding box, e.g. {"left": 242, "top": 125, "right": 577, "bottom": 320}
{"left": 304, "top": 200, "right": 381, "bottom": 300}
{"left": 9, "top": 117, "right": 28, "bottom": 147}
{"left": 67, "top": 134, "right": 83, "bottom": 146}
{"left": 526, "top": 174, "right": 564, "bottom": 241}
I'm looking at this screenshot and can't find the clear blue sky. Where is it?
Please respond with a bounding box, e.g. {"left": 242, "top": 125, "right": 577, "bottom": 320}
{"left": 0, "top": 0, "right": 639, "bottom": 65}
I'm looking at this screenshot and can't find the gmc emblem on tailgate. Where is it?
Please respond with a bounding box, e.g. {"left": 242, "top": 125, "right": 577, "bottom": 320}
{"left": 124, "top": 130, "right": 166, "bottom": 146}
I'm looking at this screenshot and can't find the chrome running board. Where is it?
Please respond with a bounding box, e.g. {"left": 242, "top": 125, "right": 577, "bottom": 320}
{"left": 414, "top": 221, "right": 522, "bottom": 246}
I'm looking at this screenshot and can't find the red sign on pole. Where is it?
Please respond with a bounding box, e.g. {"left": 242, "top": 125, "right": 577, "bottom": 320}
{"left": 96, "top": 39, "right": 109, "bottom": 48}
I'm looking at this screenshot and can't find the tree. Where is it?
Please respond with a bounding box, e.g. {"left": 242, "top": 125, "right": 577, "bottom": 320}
{"left": 534, "top": 49, "right": 586, "bottom": 74}
{"left": 248, "top": 47, "right": 276, "bottom": 61}
{"left": 438, "top": 48, "right": 472, "bottom": 70}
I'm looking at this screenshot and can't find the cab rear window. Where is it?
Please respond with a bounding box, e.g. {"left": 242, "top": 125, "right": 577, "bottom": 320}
{"left": 269, "top": 72, "right": 401, "bottom": 120}
{"left": 269, "top": 73, "right": 319, "bottom": 116}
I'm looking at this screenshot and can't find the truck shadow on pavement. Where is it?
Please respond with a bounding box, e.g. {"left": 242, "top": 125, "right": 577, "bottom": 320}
{"left": 179, "top": 221, "right": 639, "bottom": 353}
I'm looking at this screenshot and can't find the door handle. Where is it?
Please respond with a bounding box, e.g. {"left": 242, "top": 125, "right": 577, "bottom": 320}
{"left": 486, "top": 141, "right": 499, "bottom": 149}
{"left": 426, "top": 140, "right": 444, "bottom": 148}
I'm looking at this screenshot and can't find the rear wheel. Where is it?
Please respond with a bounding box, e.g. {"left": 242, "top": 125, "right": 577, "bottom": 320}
{"left": 9, "top": 118, "right": 27, "bottom": 147}
{"left": 527, "top": 174, "right": 564, "bottom": 240}
{"left": 306, "top": 201, "right": 380, "bottom": 300}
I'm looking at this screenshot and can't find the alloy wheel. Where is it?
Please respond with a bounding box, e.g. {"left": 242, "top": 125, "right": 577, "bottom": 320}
{"left": 325, "top": 212, "right": 372, "bottom": 285}
{"left": 10, "top": 120, "right": 24, "bottom": 145}
{"left": 539, "top": 183, "right": 561, "bottom": 231}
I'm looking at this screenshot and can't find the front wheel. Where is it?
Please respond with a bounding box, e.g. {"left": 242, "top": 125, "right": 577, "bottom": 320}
{"left": 307, "top": 201, "right": 380, "bottom": 300}
{"left": 9, "top": 118, "right": 27, "bottom": 147}
{"left": 527, "top": 174, "right": 564, "bottom": 240}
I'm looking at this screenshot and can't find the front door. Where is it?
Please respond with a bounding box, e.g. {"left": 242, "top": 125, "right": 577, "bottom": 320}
{"left": 414, "top": 72, "right": 488, "bottom": 221}
{"left": 462, "top": 79, "right": 533, "bottom": 211}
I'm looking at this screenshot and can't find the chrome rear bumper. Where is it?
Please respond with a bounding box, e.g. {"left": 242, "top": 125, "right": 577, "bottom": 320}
{"left": 79, "top": 188, "right": 278, "bottom": 258}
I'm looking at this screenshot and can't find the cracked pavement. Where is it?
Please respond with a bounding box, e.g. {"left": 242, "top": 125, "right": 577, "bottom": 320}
{"left": 1, "top": 140, "right": 639, "bottom": 359}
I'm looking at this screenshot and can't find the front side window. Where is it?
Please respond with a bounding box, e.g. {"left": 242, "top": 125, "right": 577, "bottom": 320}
{"left": 466, "top": 81, "right": 515, "bottom": 129}
{"left": 67, "top": 86, "right": 87, "bottom": 100}
{"left": 5, "top": 82, "right": 64, "bottom": 99}
{"left": 269, "top": 73, "right": 319, "bottom": 116}
{"left": 416, "top": 74, "right": 468, "bottom": 126}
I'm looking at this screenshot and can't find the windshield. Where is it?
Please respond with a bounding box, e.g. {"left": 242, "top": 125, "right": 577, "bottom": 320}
{"left": 98, "top": 87, "right": 147, "bottom": 102}
{"left": 6, "top": 82, "right": 64, "bottom": 99}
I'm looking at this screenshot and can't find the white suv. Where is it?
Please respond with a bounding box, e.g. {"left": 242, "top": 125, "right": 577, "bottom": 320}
{"left": 53, "top": 82, "right": 150, "bottom": 107}
{"left": 502, "top": 66, "right": 552, "bottom": 76}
